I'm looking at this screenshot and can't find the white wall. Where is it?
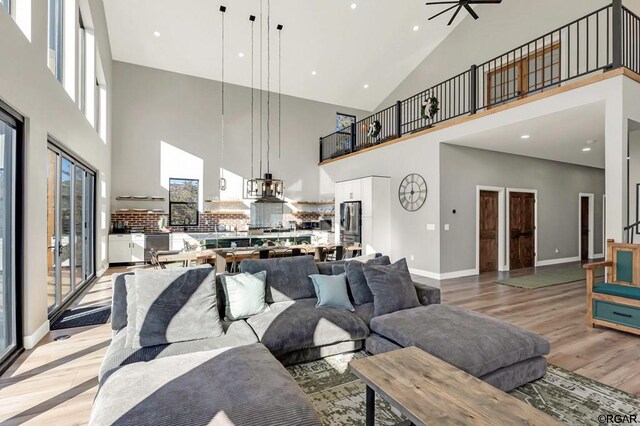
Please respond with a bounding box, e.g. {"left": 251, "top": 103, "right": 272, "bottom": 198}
{"left": 0, "top": 0, "right": 112, "bottom": 345}
{"left": 110, "top": 61, "right": 369, "bottom": 208}
{"left": 628, "top": 129, "right": 640, "bottom": 234}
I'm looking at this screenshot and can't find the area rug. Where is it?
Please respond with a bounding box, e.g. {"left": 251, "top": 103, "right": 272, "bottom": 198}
{"left": 287, "top": 351, "right": 640, "bottom": 426}
{"left": 50, "top": 305, "right": 111, "bottom": 330}
{"left": 495, "top": 268, "right": 605, "bottom": 289}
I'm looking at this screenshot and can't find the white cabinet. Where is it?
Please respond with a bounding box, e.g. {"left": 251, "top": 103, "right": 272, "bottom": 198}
{"left": 334, "top": 176, "right": 391, "bottom": 255}
{"left": 109, "top": 234, "right": 146, "bottom": 264}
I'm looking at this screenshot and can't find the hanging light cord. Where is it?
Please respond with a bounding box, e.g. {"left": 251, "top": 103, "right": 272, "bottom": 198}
{"left": 259, "top": 0, "right": 263, "bottom": 177}
{"left": 278, "top": 26, "right": 282, "bottom": 159}
{"left": 266, "top": 0, "right": 271, "bottom": 174}
{"left": 251, "top": 18, "right": 255, "bottom": 179}
{"left": 220, "top": 8, "right": 225, "bottom": 185}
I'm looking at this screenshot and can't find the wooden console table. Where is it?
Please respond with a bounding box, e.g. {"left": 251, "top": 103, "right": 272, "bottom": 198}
{"left": 349, "top": 347, "right": 561, "bottom": 426}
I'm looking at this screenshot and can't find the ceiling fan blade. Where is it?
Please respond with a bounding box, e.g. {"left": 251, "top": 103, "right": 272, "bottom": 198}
{"left": 447, "top": 4, "right": 463, "bottom": 25}
{"left": 464, "top": 4, "right": 480, "bottom": 19}
{"left": 428, "top": 4, "right": 459, "bottom": 21}
{"left": 425, "top": 1, "right": 460, "bottom": 5}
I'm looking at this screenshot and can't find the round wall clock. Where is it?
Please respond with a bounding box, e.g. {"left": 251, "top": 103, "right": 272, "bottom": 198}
{"left": 399, "top": 174, "right": 427, "bottom": 212}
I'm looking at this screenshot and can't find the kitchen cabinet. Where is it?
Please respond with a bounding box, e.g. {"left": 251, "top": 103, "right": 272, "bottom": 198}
{"left": 334, "top": 176, "right": 390, "bottom": 255}
{"left": 109, "top": 234, "right": 145, "bottom": 264}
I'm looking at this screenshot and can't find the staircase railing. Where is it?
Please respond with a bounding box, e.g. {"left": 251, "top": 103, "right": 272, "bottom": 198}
{"left": 320, "top": 1, "right": 639, "bottom": 163}
{"left": 623, "top": 219, "right": 640, "bottom": 243}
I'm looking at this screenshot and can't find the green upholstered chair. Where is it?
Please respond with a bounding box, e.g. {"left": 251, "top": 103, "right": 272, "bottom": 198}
{"left": 584, "top": 239, "right": 640, "bottom": 335}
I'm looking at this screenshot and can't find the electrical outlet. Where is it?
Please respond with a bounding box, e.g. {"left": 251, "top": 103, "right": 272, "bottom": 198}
{"left": 444, "top": 224, "right": 450, "bottom": 231}
{"left": 410, "top": 255, "right": 415, "bottom": 261}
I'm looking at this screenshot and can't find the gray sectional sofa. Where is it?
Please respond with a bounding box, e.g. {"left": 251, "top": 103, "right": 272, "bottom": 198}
{"left": 93, "top": 254, "right": 549, "bottom": 425}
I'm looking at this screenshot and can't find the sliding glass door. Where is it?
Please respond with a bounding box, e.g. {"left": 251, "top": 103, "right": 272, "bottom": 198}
{"left": 47, "top": 145, "right": 95, "bottom": 313}
{"left": 0, "top": 108, "right": 18, "bottom": 364}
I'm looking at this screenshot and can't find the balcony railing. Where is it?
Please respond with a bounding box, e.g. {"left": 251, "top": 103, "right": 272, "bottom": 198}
{"left": 319, "top": 1, "right": 639, "bottom": 163}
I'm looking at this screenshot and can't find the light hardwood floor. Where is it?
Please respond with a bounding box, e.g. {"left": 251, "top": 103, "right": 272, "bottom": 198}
{"left": 0, "top": 263, "right": 638, "bottom": 425}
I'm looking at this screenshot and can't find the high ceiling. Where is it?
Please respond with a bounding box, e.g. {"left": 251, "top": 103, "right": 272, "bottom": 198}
{"left": 444, "top": 103, "right": 606, "bottom": 169}
{"left": 103, "top": 0, "right": 469, "bottom": 111}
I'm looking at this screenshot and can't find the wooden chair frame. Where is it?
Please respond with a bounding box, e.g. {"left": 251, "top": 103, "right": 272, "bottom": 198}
{"left": 584, "top": 239, "right": 640, "bottom": 335}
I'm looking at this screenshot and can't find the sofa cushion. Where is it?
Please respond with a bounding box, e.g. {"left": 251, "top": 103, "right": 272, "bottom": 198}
{"left": 240, "top": 256, "right": 320, "bottom": 303}
{"left": 363, "top": 258, "right": 420, "bottom": 317}
{"left": 594, "top": 283, "right": 640, "bottom": 301}
{"left": 317, "top": 260, "right": 345, "bottom": 276}
{"left": 246, "top": 298, "right": 369, "bottom": 357}
{"left": 126, "top": 267, "right": 224, "bottom": 349}
{"left": 310, "top": 273, "right": 354, "bottom": 311}
{"left": 91, "top": 343, "right": 321, "bottom": 426}
{"left": 111, "top": 272, "right": 134, "bottom": 332}
{"left": 369, "top": 304, "right": 550, "bottom": 378}
{"left": 220, "top": 271, "right": 270, "bottom": 320}
{"left": 99, "top": 320, "right": 259, "bottom": 382}
{"left": 343, "top": 255, "right": 391, "bottom": 305}
{"left": 353, "top": 302, "right": 375, "bottom": 326}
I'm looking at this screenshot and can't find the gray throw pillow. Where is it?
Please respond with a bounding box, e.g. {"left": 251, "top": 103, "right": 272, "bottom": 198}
{"left": 309, "top": 273, "right": 355, "bottom": 311}
{"left": 126, "top": 267, "right": 224, "bottom": 349}
{"left": 344, "top": 255, "right": 391, "bottom": 305}
{"left": 331, "top": 264, "right": 346, "bottom": 276}
{"left": 220, "top": 271, "right": 270, "bottom": 321}
{"left": 362, "top": 258, "right": 420, "bottom": 317}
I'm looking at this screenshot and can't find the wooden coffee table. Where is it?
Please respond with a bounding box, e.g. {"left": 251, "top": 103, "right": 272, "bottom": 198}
{"left": 349, "top": 346, "right": 563, "bottom": 426}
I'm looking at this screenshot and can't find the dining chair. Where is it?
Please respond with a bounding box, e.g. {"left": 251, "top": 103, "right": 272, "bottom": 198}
{"left": 326, "top": 245, "right": 344, "bottom": 261}
{"left": 149, "top": 248, "right": 166, "bottom": 270}
{"left": 284, "top": 248, "right": 305, "bottom": 257}
{"left": 227, "top": 252, "right": 239, "bottom": 273}
{"left": 252, "top": 249, "right": 276, "bottom": 260}
{"left": 316, "top": 246, "right": 328, "bottom": 262}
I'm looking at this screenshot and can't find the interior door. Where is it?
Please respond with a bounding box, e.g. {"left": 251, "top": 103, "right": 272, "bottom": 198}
{"left": 479, "top": 191, "right": 499, "bottom": 273}
{"left": 581, "top": 196, "right": 589, "bottom": 261}
{"left": 509, "top": 192, "right": 535, "bottom": 270}
{"left": 47, "top": 150, "right": 58, "bottom": 310}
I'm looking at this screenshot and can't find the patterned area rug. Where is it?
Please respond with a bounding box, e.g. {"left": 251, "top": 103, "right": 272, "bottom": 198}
{"left": 496, "top": 268, "right": 605, "bottom": 289}
{"left": 287, "top": 351, "right": 640, "bottom": 426}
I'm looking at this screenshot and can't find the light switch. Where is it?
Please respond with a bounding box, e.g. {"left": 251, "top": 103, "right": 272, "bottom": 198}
{"left": 427, "top": 224, "right": 435, "bottom": 231}
{"left": 444, "top": 224, "right": 450, "bottom": 231}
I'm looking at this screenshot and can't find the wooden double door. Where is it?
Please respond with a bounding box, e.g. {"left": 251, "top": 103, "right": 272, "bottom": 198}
{"left": 509, "top": 192, "right": 535, "bottom": 270}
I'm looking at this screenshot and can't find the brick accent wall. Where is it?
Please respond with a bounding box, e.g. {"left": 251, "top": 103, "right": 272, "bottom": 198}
{"left": 110, "top": 211, "right": 334, "bottom": 233}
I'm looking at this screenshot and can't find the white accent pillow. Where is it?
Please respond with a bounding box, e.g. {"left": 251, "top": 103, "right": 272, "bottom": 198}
{"left": 220, "top": 271, "right": 270, "bottom": 321}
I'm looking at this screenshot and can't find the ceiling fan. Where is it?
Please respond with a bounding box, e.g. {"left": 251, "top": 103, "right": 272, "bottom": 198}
{"left": 426, "top": 0, "right": 503, "bottom": 26}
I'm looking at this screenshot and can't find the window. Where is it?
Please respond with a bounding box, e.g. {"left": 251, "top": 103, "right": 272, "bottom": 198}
{"left": 78, "top": 12, "right": 86, "bottom": 114}
{"left": 169, "top": 178, "right": 199, "bottom": 227}
{"left": 47, "top": 143, "right": 95, "bottom": 314}
{"left": 0, "top": 0, "right": 11, "bottom": 14}
{"left": 486, "top": 43, "right": 560, "bottom": 107}
{"left": 0, "top": 101, "right": 21, "bottom": 370}
{"left": 48, "top": 0, "right": 64, "bottom": 82}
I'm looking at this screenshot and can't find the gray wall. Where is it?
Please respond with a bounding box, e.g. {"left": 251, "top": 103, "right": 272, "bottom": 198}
{"left": 440, "top": 144, "right": 605, "bottom": 273}
{"left": 377, "top": 0, "right": 609, "bottom": 110}
{"left": 111, "top": 61, "right": 370, "bottom": 206}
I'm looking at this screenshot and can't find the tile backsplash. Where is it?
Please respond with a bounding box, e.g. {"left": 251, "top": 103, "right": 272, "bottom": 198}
{"left": 110, "top": 211, "right": 333, "bottom": 233}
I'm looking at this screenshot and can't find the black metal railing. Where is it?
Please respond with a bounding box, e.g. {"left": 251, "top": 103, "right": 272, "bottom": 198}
{"left": 623, "top": 6, "right": 640, "bottom": 74}
{"left": 319, "top": 2, "right": 639, "bottom": 163}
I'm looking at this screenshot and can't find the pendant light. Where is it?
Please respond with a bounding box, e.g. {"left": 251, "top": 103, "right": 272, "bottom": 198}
{"left": 219, "top": 5, "right": 227, "bottom": 191}
{"left": 246, "top": 0, "right": 284, "bottom": 202}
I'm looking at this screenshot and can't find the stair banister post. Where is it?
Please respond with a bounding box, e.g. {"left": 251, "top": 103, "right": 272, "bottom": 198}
{"left": 612, "top": 0, "right": 623, "bottom": 69}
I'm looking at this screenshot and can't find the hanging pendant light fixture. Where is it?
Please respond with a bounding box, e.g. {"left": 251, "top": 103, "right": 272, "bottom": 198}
{"left": 245, "top": 0, "right": 284, "bottom": 202}
{"left": 219, "top": 5, "right": 227, "bottom": 191}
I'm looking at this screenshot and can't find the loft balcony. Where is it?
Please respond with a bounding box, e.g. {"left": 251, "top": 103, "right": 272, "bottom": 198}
{"left": 319, "top": 2, "right": 640, "bottom": 164}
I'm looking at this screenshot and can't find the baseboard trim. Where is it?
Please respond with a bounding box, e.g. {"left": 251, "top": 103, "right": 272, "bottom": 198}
{"left": 537, "top": 256, "right": 581, "bottom": 267}
{"left": 23, "top": 320, "right": 50, "bottom": 350}
{"left": 409, "top": 268, "right": 478, "bottom": 281}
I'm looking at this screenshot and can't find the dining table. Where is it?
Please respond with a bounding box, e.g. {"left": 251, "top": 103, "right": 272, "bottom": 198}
{"left": 156, "top": 244, "right": 364, "bottom": 272}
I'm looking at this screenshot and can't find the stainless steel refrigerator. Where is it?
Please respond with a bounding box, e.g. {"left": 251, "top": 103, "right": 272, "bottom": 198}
{"left": 340, "top": 201, "right": 362, "bottom": 246}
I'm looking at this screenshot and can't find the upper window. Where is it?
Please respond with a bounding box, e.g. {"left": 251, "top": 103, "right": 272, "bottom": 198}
{"left": 78, "top": 12, "right": 86, "bottom": 114}
{"left": 0, "top": 0, "right": 11, "bottom": 14}
{"left": 169, "top": 178, "right": 199, "bottom": 227}
{"left": 48, "top": 0, "right": 64, "bottom": 82}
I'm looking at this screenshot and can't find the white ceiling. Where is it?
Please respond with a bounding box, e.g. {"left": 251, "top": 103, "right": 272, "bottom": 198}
{"left": 443, "top": 102, "right": 606, "bottom": 169}
{"left": 103, "top": 0, "right": 472, "bottom": 111}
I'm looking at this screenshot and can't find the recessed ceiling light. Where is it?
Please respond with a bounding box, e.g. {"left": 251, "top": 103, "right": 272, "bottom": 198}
{"left": 238, "top": 52, "right": 245, "bottom": 58}
{"left": 521, "top": 134, "right": 530, "bottom": 139}
{"left": 153, "top": 31, "right": 161, "bottom": 37}
{"left": 363, "top": 84, "right": 369, "bottom": 89}
{"left": 351, "top": 3, "right": 357, "bottom": 9}
{"left": 582, "top": 147, "right": 592, "bottom": 152}
{"left": 413, "top": 25, "right": 420, "bottom": 31}
{"left": 311, "top": 71, "right": 317, "bottom": 76}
